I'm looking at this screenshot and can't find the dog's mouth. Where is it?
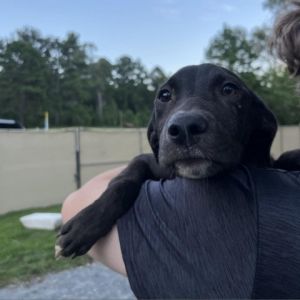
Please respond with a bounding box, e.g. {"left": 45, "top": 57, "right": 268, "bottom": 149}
{"left": 173, "top": 157, "right": 225, "bottom": 179}
{"left": 175, "top": 157, "right": 221, "bottom": 165}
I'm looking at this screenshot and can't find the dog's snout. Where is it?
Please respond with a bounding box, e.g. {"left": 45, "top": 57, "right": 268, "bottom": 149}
{"left": 167, "top": 113, "right": 208, "bottom": 145}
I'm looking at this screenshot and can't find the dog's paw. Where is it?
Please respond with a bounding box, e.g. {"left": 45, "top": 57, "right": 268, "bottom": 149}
{"left": 55, "top": 189, "right": 119, "bottom": 259}
{"left": 55, "top": 179, "right": 139, "bottom": 259}
{"left": 56, "top": 205, "right": 112, "bottom": 258}
{"left": 56, "top": 216, "right": 93, "bottom": 258}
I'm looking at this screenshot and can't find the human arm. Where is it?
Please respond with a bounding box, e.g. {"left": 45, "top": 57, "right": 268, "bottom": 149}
{"left": 58, "top": 153, "right": 172, "bottom": 259}
{"left": 61, "top": 166, "right": 127, "bottom": 276}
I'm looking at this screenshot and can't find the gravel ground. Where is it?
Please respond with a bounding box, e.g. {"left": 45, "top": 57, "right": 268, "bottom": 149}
{"left": 0, "top": 263, "right": 135, "bottom": 300}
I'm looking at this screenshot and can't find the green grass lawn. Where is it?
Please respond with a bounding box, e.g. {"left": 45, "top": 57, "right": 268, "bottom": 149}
{"left": 0, "top": 205, "right": 89, "bottom": 287}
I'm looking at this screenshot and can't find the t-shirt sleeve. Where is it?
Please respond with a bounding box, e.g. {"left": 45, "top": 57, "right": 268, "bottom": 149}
{"left": 117, "top": 179, "right": 180, "bottom": 298}
{"left": 116, "top": 169, "right": 256, "bottom": 299}
{"left": 117, "top": 178, "right": 205, "bottom": 298}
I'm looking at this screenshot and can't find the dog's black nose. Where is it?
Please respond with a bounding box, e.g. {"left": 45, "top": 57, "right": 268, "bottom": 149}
{"left": 167, "top": 112, "right": 208, "bottom": 145}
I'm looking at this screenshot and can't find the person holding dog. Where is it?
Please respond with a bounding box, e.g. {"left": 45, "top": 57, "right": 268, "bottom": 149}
{"left": 60, "top": 3, "right": 300, "bottom": 299}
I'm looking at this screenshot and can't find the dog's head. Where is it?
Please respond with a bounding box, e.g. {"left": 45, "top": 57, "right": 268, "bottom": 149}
{"left": 147, "top": 64, "right": 277, "bottom": 178}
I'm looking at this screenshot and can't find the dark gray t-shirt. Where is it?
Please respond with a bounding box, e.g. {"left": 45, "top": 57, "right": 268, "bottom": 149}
{"left": 117, "top": 166, "right": 300, "bottom": 299}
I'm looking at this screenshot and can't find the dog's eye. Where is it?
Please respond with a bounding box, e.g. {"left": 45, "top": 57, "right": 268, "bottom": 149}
{"left": 222, "top": 83, "right": 239, "bottom": 96}
{"left": 158, "top": 89, "right": 172, "bottom": 102}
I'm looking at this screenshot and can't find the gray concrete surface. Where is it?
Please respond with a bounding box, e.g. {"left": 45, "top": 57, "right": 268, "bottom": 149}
{"left": 0, "top": 263, "right": 135, "bottom": 300}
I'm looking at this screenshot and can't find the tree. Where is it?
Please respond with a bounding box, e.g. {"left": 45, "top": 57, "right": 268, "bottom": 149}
{"left": 205, "top": 23, "right": 300, "bottom": 125}
{"left": 89, "top": 58, "right": 114, "bottom": 123}
{"left": 0, "top": 28, "right": 55, "bottom": 127}
{"left": 55, "top": 33, "right": 95, "bottom": 126}
{"left": 0, "top": 29, "right": 96, "bottom": 127}
{"left": 263, "top": 0, "right": 288, "bottom": 12}
{"left": 205, "top": 26, "right": 267, "bottom": 74}
{"left": 149, "top": 66, "right": 167, "bottom": 92}
{"left": 259, "top": 69, "right": 300, "bottom": 124}
{"left": 107, "top": 56, "right": 154, "bottom": 126}
{"left": 0, "top": 28, "right": 167, "bottom": 128}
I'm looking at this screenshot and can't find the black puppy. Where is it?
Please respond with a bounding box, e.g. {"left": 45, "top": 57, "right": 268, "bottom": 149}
{"left": 56, "top": 63, "right": 297, "bottom": 258}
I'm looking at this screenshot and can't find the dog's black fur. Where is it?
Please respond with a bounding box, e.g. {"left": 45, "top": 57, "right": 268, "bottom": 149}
{"left": 57, "top": 64, "right": 300, "bottom": 258}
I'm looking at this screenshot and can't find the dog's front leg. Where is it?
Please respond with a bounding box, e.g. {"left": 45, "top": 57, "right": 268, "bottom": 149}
{"left": 56, "top": 153, "right": 172, "bottom": 258}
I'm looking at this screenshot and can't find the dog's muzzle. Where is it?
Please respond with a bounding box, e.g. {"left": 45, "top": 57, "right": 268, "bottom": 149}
{"left": 158, "top": 111, "right": 224, "bottom": 178}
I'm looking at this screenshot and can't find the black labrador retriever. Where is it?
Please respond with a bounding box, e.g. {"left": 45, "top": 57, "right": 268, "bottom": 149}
{"left": 56, "top": 63, "right": 300, "bottom": 258}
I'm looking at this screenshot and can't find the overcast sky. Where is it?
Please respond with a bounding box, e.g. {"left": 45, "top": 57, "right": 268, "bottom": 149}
{"left": 0, "top": 0, "right": 272, "bottom": 74}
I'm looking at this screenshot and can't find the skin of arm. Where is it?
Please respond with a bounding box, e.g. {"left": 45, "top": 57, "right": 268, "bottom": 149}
{"left": 61, "top": 166, "right": 127, "bottom": 276}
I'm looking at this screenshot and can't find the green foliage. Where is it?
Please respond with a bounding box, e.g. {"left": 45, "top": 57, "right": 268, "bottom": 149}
{"left": 206, "top": 26, "right": 259, "bottom": 73}
{"left": 263, "top": 0, "right": 287, "bottom": 12}
{"left": 0, "top": 28, "right": 54, "bottom": 127}
{"left": 259, "top": 69, "right": 300, "bottom": 124}
{"left": 0, "top": 205, "right": 88, "bottom": 287}
{"left": 0, "top": 28, "right": 167, "bottom": 128}
{"left": 0, "top": 20, "right": 298, "bottom": 127}
{"left": 205, "top": 25, "right": 300, "bottom": 125}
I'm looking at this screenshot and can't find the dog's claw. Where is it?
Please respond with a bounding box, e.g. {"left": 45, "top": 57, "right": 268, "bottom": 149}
{"left": 55, "top": 244, "right": 64, "bottom": 260}
{"left": 71, "top": 253, "right": 77, "bottom": 259}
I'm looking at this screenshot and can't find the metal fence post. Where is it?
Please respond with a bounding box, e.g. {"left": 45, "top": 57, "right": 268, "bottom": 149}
{"left": 279, "top": 126, "right": 284, "bottom": 154}
{"left": 74, "top": 128, "right": 81, "bottom": 189}
{"left": 138, "top": 128, "right": 143, "bottom": 154}
{"left": 299, "top": 123, "right": 300, "bottom": 148}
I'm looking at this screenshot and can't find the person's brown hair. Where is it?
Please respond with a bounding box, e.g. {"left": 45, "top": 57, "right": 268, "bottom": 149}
{"left": 270, "top": 1, "right": 300, "bottom": 76}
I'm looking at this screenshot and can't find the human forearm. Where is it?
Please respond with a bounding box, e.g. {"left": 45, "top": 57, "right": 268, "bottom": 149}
{"left": 61, "top": 165, "right": 126, "bottom": 223}
{"left": 60, "top": 165, "right": 127, "bottom": 275}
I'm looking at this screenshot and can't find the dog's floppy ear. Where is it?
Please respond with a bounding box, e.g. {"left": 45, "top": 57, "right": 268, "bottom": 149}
{"left": 147, "top": 111, "right": 159, "bottom": 161}
{"left": 242, "top": 95, "right": 278, "bottom": 167}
